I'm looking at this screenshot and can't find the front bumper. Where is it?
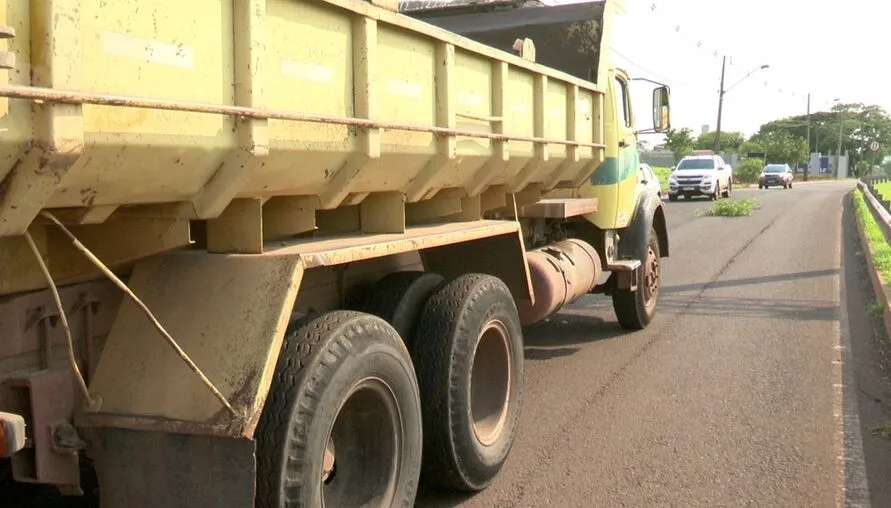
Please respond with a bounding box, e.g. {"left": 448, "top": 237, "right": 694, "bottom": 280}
{"left": 669, "top": 181, "right": 716, "bottom": 196}
{"left": 760, "top": 178, "right": 787, "bottom": 186}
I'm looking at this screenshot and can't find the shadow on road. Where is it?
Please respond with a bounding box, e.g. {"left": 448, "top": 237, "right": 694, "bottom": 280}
{"left": 662, "top": 269, "right": 840, "bottom": 295}
{"left": 522, "top": 313, "right": 627, "bottom": 360}
{"left": 657, "top": 294, "right": 838, "bottom": 322}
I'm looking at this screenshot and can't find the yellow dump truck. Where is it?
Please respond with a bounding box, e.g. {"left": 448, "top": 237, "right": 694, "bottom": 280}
{"left": 0, "top": 0, "right": 670, "bottom": 505}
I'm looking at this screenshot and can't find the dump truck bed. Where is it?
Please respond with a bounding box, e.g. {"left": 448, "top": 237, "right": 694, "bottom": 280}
{"left": 0, "top": 0, "right": 605, "bottom": 235}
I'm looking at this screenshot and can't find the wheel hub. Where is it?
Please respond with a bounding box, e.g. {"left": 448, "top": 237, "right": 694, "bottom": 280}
{"left": 643, "top": 245, "right": 660, "bottom": 311}
{"left": 321, "top": 378, "right": 402, "bottom": 507}
{"left": 470, "top": 320, "right": 512, "bottom": 447}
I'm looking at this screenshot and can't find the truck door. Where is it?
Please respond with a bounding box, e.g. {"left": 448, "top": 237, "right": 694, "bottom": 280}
{"left": 612, "top": 71, "right": 640, "bottom": 229}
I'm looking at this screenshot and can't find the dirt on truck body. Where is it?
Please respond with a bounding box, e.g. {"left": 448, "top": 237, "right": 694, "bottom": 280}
{"left": 0, "top": 0, "right": 671, "bottom": 506}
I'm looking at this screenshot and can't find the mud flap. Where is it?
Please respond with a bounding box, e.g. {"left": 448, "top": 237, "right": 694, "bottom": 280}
{"left": 86, "top": 427, "right": 255, "bottom": 508}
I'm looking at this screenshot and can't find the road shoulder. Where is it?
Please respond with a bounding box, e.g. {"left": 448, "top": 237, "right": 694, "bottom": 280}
{"left": 843, "top": 191, "right": 891, "bottom": 507}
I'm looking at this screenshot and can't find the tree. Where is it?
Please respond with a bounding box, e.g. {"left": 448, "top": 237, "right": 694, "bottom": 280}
{"left": 735, "top": 158, "right": 764, "bottom": 184}
{"left": 750, "top": 130, "right": 807, "bottom": 166}
{"left": 695, "top": 131, "right": 744, "bottom": 152}
{"left": 739, "top": 140, "right": 765, "bottom": 156}
{"left": 756, "top": 103, "right": 891, "bottom": 170}
{"left": 664, "top": 127, "right": 695, "bottom": 163}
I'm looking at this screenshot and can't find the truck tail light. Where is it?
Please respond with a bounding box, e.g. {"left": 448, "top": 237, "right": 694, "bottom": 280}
{"left": 0, "top": 412, "right": 26, "bottom": 457}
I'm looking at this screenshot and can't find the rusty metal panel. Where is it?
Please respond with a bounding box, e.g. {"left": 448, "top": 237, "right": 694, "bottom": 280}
{"left": 82, "top": 254, "right": 304, "bottom": 438}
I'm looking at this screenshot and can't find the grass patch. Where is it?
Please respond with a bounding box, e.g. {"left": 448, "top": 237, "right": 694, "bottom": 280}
{"left": 653, "top": 166, "right": 672, "bottom": 193}
{"left": 869, "top": 299, "right": 886, "bottom": 317}
{"left": 698, "top": 197, "right": 757, "bottom": 217}
{"left": 870, "top": 419, "right": 891, "bottom": 438}
{"left": 875, "top": 181, "right": 891, "bottom": 201}
{"left": 853, "top": 188, "right": 891, "bottom": 283}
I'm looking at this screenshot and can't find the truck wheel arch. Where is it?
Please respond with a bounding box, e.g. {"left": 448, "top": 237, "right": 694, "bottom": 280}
{"left": 619, "top": 192, "right": 670, "bottom": 260}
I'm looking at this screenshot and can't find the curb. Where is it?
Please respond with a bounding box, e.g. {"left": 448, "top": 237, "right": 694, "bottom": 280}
{"left": 852, "top": 183, "right": 891, "bottom": 336}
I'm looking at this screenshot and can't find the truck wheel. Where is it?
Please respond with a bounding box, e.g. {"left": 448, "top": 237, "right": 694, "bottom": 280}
{"left": 361, "top": 271, "right": 445, "bottom": 348}
{"left": 612, "top": 226, "right": 661, "bottom": 330}
{"left": 410, "top": 274, "right": 524, "bottom": 492}
{"left": 668, "top": 194, "right": 677, "bottom": 202}
{"left": 255, "top": 311, "right": 423, "bottom": 508}
{"left": 722, "top": 180, "right": 731, "bottom": 198}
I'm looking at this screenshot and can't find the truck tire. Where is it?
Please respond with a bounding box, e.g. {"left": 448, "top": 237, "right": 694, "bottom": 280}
{"left": 723, "top": 180, "right": 732, "bottom": 198}
{"left": 612, "top": 226, "right": 661, "bottom": 330}
{"left": 410, "top": 274, "right": 524, "bottom": 492}
{"left": 361, "top": 271, "right": 445, "bottom": 348}
{"left": 255, "top": 311, "right": 423, "bottom": 508}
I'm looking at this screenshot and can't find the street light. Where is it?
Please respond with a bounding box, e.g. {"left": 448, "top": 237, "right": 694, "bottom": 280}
{"left": 713, "top": 58, "right": 770, "bottom": 152}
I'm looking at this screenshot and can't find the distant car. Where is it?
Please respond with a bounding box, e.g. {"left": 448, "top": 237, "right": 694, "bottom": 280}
{"left": 638, "top": 163, "right": 662, "bottom": 198}
{"left": 758, "top": 163, "right": 793, "bottom": 189}
{"left": 667, "top": 153, "right": 733, "bottom": 201}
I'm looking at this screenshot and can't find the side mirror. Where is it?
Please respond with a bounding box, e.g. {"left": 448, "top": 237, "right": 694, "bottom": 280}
{"left": 652, "top": 86, "right": 671, "bottom": 133}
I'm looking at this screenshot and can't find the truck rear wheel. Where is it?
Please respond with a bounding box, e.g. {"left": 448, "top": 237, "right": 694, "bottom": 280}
{"left": 410, "top": 274, "right": 524, "bottom": 492}
{"left": 361, "top": 270, "right": 445, "bottom": 347}
{"left": 612, "top": 226, "right": 661, "bottom": 330}
{"left": 255, "top": 311, "right": 423, "bottom": 508}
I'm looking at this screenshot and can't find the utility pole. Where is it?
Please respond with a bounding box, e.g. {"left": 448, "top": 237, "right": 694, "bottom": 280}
{"left": 836, "top": 112, "right": 844, "bottom": 179}
{"left": 804, "top": 93, "right": 810, "bottom": 182}
{"left": 714, "top": 55, "right": 727, "bottom": 153}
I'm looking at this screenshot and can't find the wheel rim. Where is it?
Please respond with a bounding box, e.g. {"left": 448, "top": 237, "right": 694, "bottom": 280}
{"left": 643, "top": 244, "right": 660, "bottom": 312}
{"left": 470, "top": 319, "right": 512, "bottom": 447}
{"left": 321, "top": 377, "right": 402, "bottom": 507}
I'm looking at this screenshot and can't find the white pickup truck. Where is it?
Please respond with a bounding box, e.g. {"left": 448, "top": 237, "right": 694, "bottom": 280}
{"left": 667, "top": 154, "right": 733, "bottom": 201}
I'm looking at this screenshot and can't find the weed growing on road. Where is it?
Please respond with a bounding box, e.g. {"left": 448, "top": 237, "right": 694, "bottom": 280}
{"left": 869, "top": 419, "right": 891, "bottom": 438}
{"left": 698, "top": 198, "right": 758, "bottom": 217}
{"left": 853, "top": 189, "right": 891, "bottom": 283}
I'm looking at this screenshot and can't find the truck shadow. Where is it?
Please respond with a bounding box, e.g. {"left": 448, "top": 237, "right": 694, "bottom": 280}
{"left": 657, "top": 294, "right": 838, "bottom": 322}
{"left": 522, "top": 312, "right": 628, "bottom": 360}
{"left": 661, "top": 268, "right": 839, "bottom": 294}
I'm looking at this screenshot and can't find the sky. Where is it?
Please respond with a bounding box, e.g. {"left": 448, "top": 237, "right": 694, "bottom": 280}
{"left": 590, "top": 0, "right": 891, "bottom": 143}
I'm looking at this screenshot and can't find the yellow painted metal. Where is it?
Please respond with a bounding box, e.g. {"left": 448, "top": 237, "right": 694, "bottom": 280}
{"left": 82, "top": 253, "right": 305, "bottom": 438}
{"left": 0, "top": 0, "right": 606, "bottom": 239}
{"left": 77, "top": 219, "right": 531, "bottom": 438}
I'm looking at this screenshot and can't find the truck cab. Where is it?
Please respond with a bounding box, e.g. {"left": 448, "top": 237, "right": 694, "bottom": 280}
{"left": 668, "top": 152, "right": 733, "bottom": 201}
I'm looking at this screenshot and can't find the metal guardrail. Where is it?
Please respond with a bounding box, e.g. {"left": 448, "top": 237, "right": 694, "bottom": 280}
{"left": 857, "top": 176, "right": 891, "bottom": 242}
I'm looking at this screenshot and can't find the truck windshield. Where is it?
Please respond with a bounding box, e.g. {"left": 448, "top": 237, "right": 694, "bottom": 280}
{"left": 677, "top": 159, "right": 715, "bottom": 170}
{"left": 764, "top": 165, "right": 785, "bottom": 173}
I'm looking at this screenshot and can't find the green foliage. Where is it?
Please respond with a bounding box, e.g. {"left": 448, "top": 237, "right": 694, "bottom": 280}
{"left": 695, "top": 131, "right": 744, "bottom": 152}
{"left": 855, "top": 160, "right": 871, "bottom": 177}
{"left": 735, "top": 158, "right": 764, "bottom": 184}
{"left": 749, "top": 130, "right": 807, "bottom": 166}
{"left": 652, "top": 166, "right": 672, "bottom": 192}
{"left": 757, "top": 103, "right": 891, "bottom": 170}
{"left": 664, "top": 128, "right": 695, "bottom": 163}
{"left": 739, "top": 140, "right": 765, "bottom": 155}
{"left": 873, "top": 181, "right": 891, "bottom": 199}
{"left": 699, "top": 197, "right": 757, "bottom": 217}
{"left": 853, "top": 188, "right": 891, "bottom": 282}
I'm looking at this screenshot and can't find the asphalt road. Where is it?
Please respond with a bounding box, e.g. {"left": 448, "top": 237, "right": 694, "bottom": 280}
{"left": 418, "top": 180, "right": 891, "bottom": 507}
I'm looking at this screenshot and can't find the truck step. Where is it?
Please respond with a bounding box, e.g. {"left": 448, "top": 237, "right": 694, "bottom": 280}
{"left": 516, "top": 198, "right": 599, "bottom": 219}
{"left": 605, "top": 259, "right": 641, "bottom": 272}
